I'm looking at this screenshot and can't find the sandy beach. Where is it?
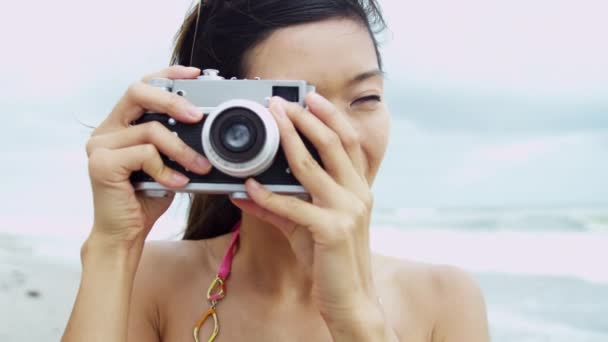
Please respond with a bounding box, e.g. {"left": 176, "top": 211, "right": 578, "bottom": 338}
{"left": 1, "top": 223, "right": 607, "bottom": 342}
{"left": 0, "top": 233, "right": 80, "bottom": 342}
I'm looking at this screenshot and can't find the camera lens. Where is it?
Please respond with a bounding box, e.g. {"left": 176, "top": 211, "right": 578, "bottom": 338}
{"left": 203, "top": 99, "right": 280, "bottom": 178}
{"left": 210, "top": 107, "right": 266, "bottom": 164}
{"left": 221, "top": 122, "right": 255, "bottom": 152}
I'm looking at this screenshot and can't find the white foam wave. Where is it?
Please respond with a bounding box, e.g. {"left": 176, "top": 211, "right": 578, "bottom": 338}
{"left": 370, "top": 226, "right": 608, "bottom": 284}
{"left": 3, "top": 214, "right": 608, "bottom": 284}
{"left": 374, "top": 206, "right": 608, "bottom": 232}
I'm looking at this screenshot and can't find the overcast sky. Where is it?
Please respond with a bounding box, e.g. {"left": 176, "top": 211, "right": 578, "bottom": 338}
{"left": 0, "top": 0, "right": 606, "bottom": 227}
{"left": 382, "top": 0, "right": 608, "bottom": 136}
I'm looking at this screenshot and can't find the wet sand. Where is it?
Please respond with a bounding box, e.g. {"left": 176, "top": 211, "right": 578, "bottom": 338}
{"left": 0, "top": 233, "right": 80, "bottom": 342}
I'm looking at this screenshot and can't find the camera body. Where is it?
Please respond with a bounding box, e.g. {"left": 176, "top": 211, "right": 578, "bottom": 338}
{"left": 130, "top": 69, "right": 320, "bottom": 199}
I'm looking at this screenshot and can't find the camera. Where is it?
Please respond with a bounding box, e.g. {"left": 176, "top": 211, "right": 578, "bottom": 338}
{"left": 130, "top": 69, "right": 320, "bottom": 199}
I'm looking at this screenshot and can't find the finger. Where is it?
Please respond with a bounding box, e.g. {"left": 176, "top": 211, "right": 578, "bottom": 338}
{"left": 273, "top": 97, "right": 364, "bottom": 193}
{"left": 141, "top": 65, "right": 201, "bottom": 83}
{"left": 88, "top": 144, "right": 189, "bottom": 189}
{"left": 86, "top": 121, "right": 212, "bottom": 175}
{"left": 304, "top": 92, "right": 366, "bottom": 178}
{"left": 230, "top": 198, "right": 296, "bottom": 237}
{"left": 94, "top": 66, "right": 203, "bottom": 135}
{"left": 267, "top": 99, "right": 339, "bottom": 200}
{"left": 231, "top": 197, "right": 315, "bottom": 268}
{"left": 99, "top": 82, "right": 203, "bottom": 133}
{"left": 244, "top": 178, "right": 327, "bottom": 233}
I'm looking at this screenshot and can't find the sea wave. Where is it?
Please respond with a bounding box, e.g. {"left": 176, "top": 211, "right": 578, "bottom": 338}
{"left": 371, "top": 226, "right": 608, "bottom": 284}
{"left": 372, "top": 206, "right": 608, "bottom": 232}
{"left": 2, "top": 207, "right": 607, "bottom": 284}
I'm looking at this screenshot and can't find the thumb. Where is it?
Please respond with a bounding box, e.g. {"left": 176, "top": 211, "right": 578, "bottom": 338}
{"left": 230, "top": 198, "right": 295, "bottom": 237}
{"left": 230, "top": 198, "right": 314, "bottom": 269}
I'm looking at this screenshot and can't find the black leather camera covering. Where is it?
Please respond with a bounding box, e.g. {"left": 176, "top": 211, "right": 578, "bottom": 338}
{"left": 129, "top": 113, "right": 322, "bottom": 187}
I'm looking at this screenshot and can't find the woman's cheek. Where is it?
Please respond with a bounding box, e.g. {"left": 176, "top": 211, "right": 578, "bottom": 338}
{"left": 356, "top": 110, "right": 391, "bottom": 184}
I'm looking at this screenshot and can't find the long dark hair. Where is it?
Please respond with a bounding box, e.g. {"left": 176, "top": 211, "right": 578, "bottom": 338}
{"left": 173, "top": 0, "right": 387, "bottom": 240}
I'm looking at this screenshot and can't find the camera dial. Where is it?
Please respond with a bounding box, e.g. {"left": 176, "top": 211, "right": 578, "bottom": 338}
{"left": 197, "top": 69, "right": 225, "bottom": 80}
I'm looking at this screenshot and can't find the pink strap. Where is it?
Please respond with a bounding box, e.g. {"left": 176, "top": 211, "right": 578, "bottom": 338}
{"left": 217, "top": 221, "right": 241, "bottom": 280}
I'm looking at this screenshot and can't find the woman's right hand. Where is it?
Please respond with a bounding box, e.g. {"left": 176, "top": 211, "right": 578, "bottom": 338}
{"left": 84, "top": 65, "right": 212, "bottom": 251}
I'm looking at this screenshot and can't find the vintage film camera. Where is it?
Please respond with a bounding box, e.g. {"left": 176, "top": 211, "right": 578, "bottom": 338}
{"left": 130, "top": 69, "right": 320, "bottom": 199}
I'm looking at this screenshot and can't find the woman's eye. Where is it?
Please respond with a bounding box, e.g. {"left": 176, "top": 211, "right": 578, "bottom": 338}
{"left": 352, "top": 95, "right": 382, "bottom": 107}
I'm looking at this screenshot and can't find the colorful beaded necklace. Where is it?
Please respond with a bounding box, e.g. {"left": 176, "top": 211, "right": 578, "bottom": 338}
{"left": 193, "top": 221, "right": 241, "bottom": 342}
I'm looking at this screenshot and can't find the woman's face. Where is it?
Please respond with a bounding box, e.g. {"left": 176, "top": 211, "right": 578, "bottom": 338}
{"left": 245, "top": 18, "right": 390, "bottom": 186}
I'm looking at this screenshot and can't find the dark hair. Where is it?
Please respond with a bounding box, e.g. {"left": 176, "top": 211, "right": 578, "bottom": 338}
{"left": 174, "top": 0, "right": 387, "bottom": 240}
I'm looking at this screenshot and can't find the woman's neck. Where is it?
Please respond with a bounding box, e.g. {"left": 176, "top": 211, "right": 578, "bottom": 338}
{"left": 229, "top": 214, "right": 312, "bottom": 301}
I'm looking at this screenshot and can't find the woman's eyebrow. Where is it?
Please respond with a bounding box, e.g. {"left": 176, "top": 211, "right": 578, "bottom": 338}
{"left": 347, "top": 69, "right": 385, "bottom": 86}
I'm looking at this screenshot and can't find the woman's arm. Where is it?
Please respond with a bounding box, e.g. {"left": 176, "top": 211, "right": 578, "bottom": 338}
{"left": 320, "top": 304, "right": 400, "bottom": 342}
{"left": 62, "top": 65, "right": 210, "bottom": 342}
{"left": 62, "top": 236, "right": 162, "bottom": 342}
{"left": 231, "top": 95, "right": 403, "bottom": 342}
{"left": 62, "top": 236, "right": 141, "bottom": 342}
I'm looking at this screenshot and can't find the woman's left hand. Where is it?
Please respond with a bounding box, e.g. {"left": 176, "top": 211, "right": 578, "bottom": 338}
{"left": 231, "top": 93, "right": 384, "bottom": 332}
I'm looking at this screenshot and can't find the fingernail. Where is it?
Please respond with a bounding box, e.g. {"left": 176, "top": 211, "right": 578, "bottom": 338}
{"left": 186, "top": 104, "right": 203, "bottom": 118}
{"left": 309, "top": 92, "right": 322, "bottom": 100}
{"left": 195, "top": 155, "right": 210, "bottom": 170}
{"left": 186, "top": 66, "right": 201, "bottom": 72}
{"left": 270, "top": 97, "right": 287, "bottom": 119}
{"left": 307, "top": 92, "right": 324, "bottom": 106}
{"left": 172, "top": 172, "right": 190, "bottom": 185}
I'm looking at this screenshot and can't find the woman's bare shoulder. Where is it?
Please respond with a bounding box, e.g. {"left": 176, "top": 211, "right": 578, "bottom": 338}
{"left": 372, "top": 253, "right": 489, "bottom": 341}
{"left": 134, "top": 240, "right": 209, "bottom": 293}
{"left": 372, "top": 253, "right": 481, "bottom": 297}
{"left": 135, "top": 234, "right": 235, "bottom": 289}
{"left": 127, "top": 239, "right": 220, "bottom": 339}
{"left": 141, "top": 239, "right": 209, "bottom": 265}
{"left": 372, "top": 254, "right": 444, "bottom": 316}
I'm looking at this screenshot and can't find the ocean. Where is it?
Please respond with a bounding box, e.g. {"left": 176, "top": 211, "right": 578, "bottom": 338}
{"left": 1, "top": 116, "right": 607, "bottom": 341}
{"left": 370, "top": 206, "right": 608, "bottom": 341}
{"left": 2, "top": 203, "right": 606, "bottom": 341}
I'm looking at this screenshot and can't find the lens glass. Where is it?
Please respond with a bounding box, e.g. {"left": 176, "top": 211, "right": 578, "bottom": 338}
{"left": 222, "top": 122, "right": 253, "bottom": 152}
{"left": 209, "top": 107, "right": 266, "bottom": 163}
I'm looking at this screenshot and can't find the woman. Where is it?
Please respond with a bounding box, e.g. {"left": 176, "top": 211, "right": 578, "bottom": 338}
{"left": 63, "top": 1, "right": 489, "bottom": 341}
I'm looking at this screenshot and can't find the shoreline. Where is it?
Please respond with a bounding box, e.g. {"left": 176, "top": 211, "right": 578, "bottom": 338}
{"left": 1, "top": 231, "right": 607, "bottom": 341}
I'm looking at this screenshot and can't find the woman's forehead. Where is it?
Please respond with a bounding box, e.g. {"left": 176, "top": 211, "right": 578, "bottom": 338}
{"left": 245, "top": 18, "right": 379, "bottom": 87}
